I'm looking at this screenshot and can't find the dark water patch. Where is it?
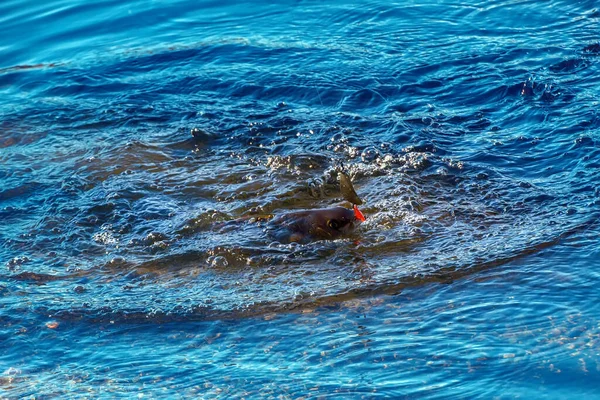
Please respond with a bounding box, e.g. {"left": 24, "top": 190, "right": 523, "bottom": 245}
{"left": 0, "top": 130, "right": 47, "bottom": 149}
{"left": 5, "top": 271, "right": 72, "bottom": 284}
{"left": 516, "top": 76, "right": 575, "bottom": 104}
{"left": 0, "top": 206, "right": 34, "bottom": 223}
{"left": 549, "top": 58, "right": 590, "bottom": 73}
{"left": 0, "top": 182, "right": 44, "bottom": 202}
{"left": 582, "top": 42, "right": 600, "bottom": 54}
{"left": 0, "top": 63, "right": 59, "bottom": 75}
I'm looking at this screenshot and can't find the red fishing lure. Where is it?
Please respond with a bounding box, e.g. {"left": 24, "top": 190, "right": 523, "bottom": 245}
{"left": 353, "top": 204, "right": 366, "bottom": 222}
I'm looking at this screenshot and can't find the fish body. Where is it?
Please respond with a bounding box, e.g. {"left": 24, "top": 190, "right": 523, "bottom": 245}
{"left": 267, "top": 206, "right": 361, "bottom": 243}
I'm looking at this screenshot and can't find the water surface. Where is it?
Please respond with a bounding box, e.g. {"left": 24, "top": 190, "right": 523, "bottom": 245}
{"left": 1, "top": 0, "right": 600, "bottom": 397}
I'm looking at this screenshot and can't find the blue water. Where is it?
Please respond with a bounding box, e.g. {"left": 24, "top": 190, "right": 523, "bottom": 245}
{"left": 2, "top": 0, "right": 600, "bottom": 397}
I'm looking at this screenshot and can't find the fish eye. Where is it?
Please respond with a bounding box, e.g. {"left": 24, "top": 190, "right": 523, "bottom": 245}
{"left": 327, "top": 219, "right": 340, "bottom": 230}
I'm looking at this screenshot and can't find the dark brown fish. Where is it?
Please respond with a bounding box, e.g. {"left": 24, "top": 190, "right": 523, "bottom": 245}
{"left": 267, "top": 206, "right": 362, "bottom": 243}
{"left": 339, "top": 171, "right": 363, "bottom": 205}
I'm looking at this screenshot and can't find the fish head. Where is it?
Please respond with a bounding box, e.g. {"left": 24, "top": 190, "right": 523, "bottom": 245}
{"left": 307, "top": 206, "right": 361, "bottom": 239}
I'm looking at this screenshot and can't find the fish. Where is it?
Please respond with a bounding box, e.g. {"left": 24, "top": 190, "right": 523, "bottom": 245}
{"left": 267, "top": 206, "right": 363, "bottom": 243}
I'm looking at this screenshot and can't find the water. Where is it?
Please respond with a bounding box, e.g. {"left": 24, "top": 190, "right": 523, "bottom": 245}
{"left": 1, "top": 0, "right": 600, "bottom": 397}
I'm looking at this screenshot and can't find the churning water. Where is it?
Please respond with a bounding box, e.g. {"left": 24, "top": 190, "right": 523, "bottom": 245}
{"left": 1, "top": 0, "right": 600, "bottom": 397}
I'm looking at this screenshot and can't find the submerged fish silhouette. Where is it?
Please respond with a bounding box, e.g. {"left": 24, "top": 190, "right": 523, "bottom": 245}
{"left": 267, "top": 206, "right": 363, "bottom": 243}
